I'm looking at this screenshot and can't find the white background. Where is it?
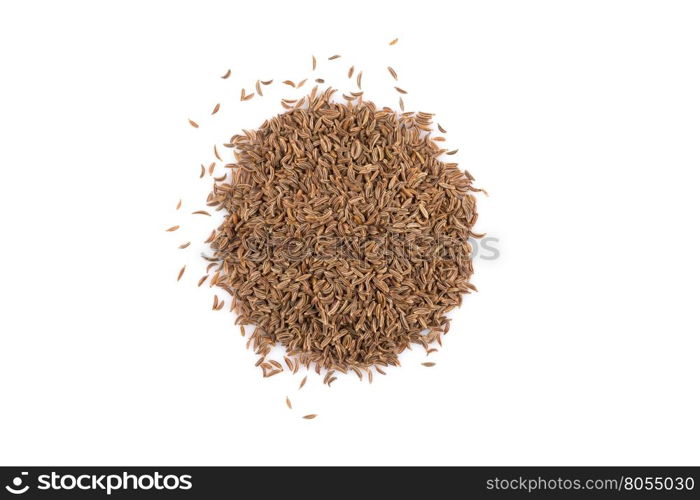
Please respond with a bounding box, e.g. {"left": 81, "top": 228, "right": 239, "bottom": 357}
{"left": 1, "top": 0, "right": 699, "bottom": 466}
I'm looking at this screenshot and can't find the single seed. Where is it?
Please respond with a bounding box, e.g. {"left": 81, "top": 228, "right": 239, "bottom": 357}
{"left": 286, "top": 397, "right": 292, "bottom": 409}
{"left": 282, "top": 80, "right": 296, "bottom": 87}
{"left": 312, "top": 55, "right": 316, "bottom": 70}
{"left": 179, "top": 242, "right": 191, "bottom": 249}
{"left": 175, "top": 199, "right": 182, "bottom": 210}
{"left": 387, "top": 66, "right": 398, "bottom": 80}
{"left": 240, "top": 325, "right": 245, "bottom": 336}
{"left": 192, "top": 210, "right": 211, "bottom": 216}
{"left": 302, "top": 414, "right": 317, "bottom": 420}
{"left": 261, "top": 79, "right": 273, "bottom": 85}
{"left": 389, "top": 38, "right": 399, "bottom": 45}
{"left": 328, "top": 55, "right": 340, "bottom": 60}
{"left": 211, "top": 103, "right": 220, "bottom": 115}
{"left": 297, "top": 79, "right": 307, "bottom": 88}
{"left": 165, "top": 225, "right": 179, "bottom": 232}
{"left": 315, "top": 78, "right": 325, "bottom": 83}
{"left": 177, "top": 266, "right": 186, "bottom": 281}
{"left": 399, "top": 97, "right": 404, "bottom": 111}
{"left": 221, "top": 69, "right": 231, "bottom": 79}
{"left": 356, "top": 71, "right": 362, "bottom": 89}
{"left": 395, "top": 86, "right": 407, "bottom": 94}
{"left": 422, "top": 362, "right": 436, "bottom": 367}
{"left": 188, "top": 119, "right": 199, "bottom": 128}
{"left": 348, "top": 66, "right": 354, "bottom": 78}
{"left": 299, "top": 376, "right": 307, "bottom": 390}
{"left": 197, "top": 275, "right": 208, "bottom": 287}
{"left": 446, "top": 149, "right": 458, "bottom": 155}
{"left": 214, "top": 145, "right": 222, "bottom": 161}
{"left": 199, "top": 165, "right": 205, "bottom": 178}
{"left": 438, "top": 123, "right": 447, "bottom": 133}
{"left": 256, "top": 80, "right": 262, "bottom": 96}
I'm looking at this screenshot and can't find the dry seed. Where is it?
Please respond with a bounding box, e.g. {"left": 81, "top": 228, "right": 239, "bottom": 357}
{"left": 255, "top": 80, "right": 262, "bottom": 96}
{"left": 446, "top": 149, "right": 459, "bottom": 155}
{"left": 197, "top": 275, "right": 208, "bottom": 287}
{"left": 422, "top": 362, "right": 436, "bottom": 367}
{"left": 178, "top": 242, "right": 191, "bottom": 249}
{"left": 214, "top": 145, "right": 222, "bottom": 161}
{"left": 261, "top": 79, "right": 273, "bottom": 85}
{"left": 177, "top": 266, "right": 186, "bottom": 281}
{"left": 387, "top": 66, "right": 398, "bottom": 80}
{"left": 165, "top": 225, "right": 179, "bottom": 232}
{"left": 211, "top": 103, "right": 220, "bottom": 115}
{"left": 302, "top": 414, "right": 317, "bottom": 420}
{"left": 328, "top": 55, "right": 341, "bottom": 60}
{"left": 438, "top": 123, "right": 447, "bottom": 133}
{"left": 312, "top": 55, "right": 316, "bottom": 70}
{"left": 221, "top": 69, "right": 231, "bottom": 79}
{"left": 188, "top": 119, "right": 199, "bottom": 128}
{"left": 348, "top": 66, "right": 354, "bottom": 78}
{"left": 389, "top": 38, "right": 398, "bottom": 45}
{"left": 282, "top": 80, "right": 295, "bottom": 88}
{"left": 192, "top": 210, "right": 211, "bottom": 216}
{"left": 175, "top": 199, "right": 182, "bottom": 210}
{"left": 395, "top": 86, "right": 407, "bottom": 94}
{"left": 356, "top": 71, "right": 362, "bottom": 89}
{"left": 199, "top": 165, "right": 205, "bottom": 178}
{"left": 299, "top": 376, "right": 307, "bottom": 390}
{"left": 315, "top": 78, "right": 325, "bottom": 83}
{"left": 286, "top": 397, "right": 292, "bottom": 409}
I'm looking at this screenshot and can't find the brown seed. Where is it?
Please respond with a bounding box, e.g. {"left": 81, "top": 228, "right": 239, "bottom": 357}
{"left": 240, "top": 325, "right": 245, "bottom": 336}
{"left": 175, "top": 199, "right": 182, "bottom": 210}
{"left": 395, "top": 86, "right": 407, "bottom": 94}
{"left": 256, "top": 80, "right": 262, "bottom": 96}
{"left": 446, "top": 149, "right": 459, "bottom": 155}
{"left": 299, "top": 376, "right": 307, "bottom": 390}
{"left": 192, "top": 210, "right": 211, "bottom": 216}
{"left": 188, "top": 119, "right": 199, "bottom": 128}
{"left": 214, "top": 145, "right": 222, "bottom": 161}
{"left": 387, "top": 66, "right": 398, "bottom": 80}
{"left": 199, "top": 164, "right": 205, "bottom": 178}
{"left": 177, "top": 266, "right": 186, "bottom": 281}
{"left": 178, "top": 242, "right": 191, "bottom": 249}
{"left": 422, "top": 362, "right": 436, "bottom": 367}
{"left": 261, "top": 79, "right": 273, "bottom": 85}
{"left": 212, "top": 295, "right": 219, "bottom": 310}
{"left": 221, "top": 69, "right": 231, "bottom": 79}
{"left": 286, "top": 397, "right": 292, "bottom": 409}
{"left": 211, "top": 103, "right": 220, "bottom": 115}
{"left": 165, "top": 225, "right": 179, "bottom": 232}
{"left": 282, "top": 80, "right": 296, "bottom": 88}
{"left": 197, "top": 275, "right": 208, "bottom": 287}
{"left": 208, "top": 162, "right": 216, "bottom": 175}
{"left": 302, "top": 414, "right": 317, "bottom": 420}
{"left": 356, "top": 71, "right": 362, "bottom": 89}
{"left": 328, "top": 55, "right": 341, "bottom": 60}
{"left": 348, "top": 66, "right": 354, "bottom": 78}
{"left": 389, "top": 38, "right": 398, "bottom": 45}
{"left": 438, "top": 123, "right": 447, "bottom": 133}
{"left": 312, "top": 55, "right": 316, "bottom": 71}
{"left": 243, "top": 93, "right": 254, "bottom": 101}
{"left": 297, "top": 79, "right": 307, "bottom": 88}
{"left": 399, "top": 97, "right": 404, "bottom": 111}
{"left": 315, "top": 78, "right": 325, "bottom": 83}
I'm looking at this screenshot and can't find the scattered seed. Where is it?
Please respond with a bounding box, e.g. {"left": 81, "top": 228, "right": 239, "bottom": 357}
{"left": 221, "top": 69, "right": 231, "bottom": 79}
{"left": 399, "top": 97, "right": 404, "bottom": 111}
{"left": 177, "top": 266, "right": 186, "bottom": 281}
{"left": 165, "top": 225, "right": 179, "bottom": 232}
{"left": 192, "top": 210, "right": 211, "bottom": 216}
{"left": 297, "top": 79, "right": 307, "bottom": 88}
{"left": 302, "top": 414, "right": 317, "bottom": 420}
{"left": 348, "top": 66, "right": 354, "bottom": 78}
{"left": 286, "top": 397, "right": 292, "bottom": 409}
{"left": 422, "top": 362, "right": 436, "bottom": 367}
{"left": 256, "top": 80, "right": 262, "bottom": 96}
{"left": 197, "top": 275, "right": 208, "bottom": 287}
{"left": 395, "top": 86, "right": 407, "bottom": 94}
{"left": 199, "top": 165, "right": 205, "bottom": 178}
{"left": 175, "top": 199, "right": 182, "bottom": 210}
{"left": 282, "top": 80, "right": 296, "bottom": 88}
{"left": 214, "top": 145, "right": 222, "bottom": 161}
{"left": 356, "top": 71, "right": 362, "bottom": 89}
{"left": 312, "top": 55, "right": 316, "bottom": 71}
{"left": 299, "top": 376, "right": 307, "bottom": 390}
{"left": 211, "top": 103, "right": 220, "bottom": 115}
{"left": 240, "top": 325, "right": 245, "bottom": 336}
{"left": 315, "top": 78, "right": 324, "bottom": 83}
{"left": 243, "top": 93, "right": 254, "bottom": 101}
{"left": 208, "top": 162, "right": 216, "bottom": 175}
{"left": 179, "top": 242, "right": 191, "bottom": 249}
{"left": 389, "top": 38, "right": 398, "bottom": 45}
{"left": 387, "top": 66, "right": 398, "bottom": 80}
{"left": 261, "top": 79, "right": 273, "bottom": 85}
{"left": 446, "top": 149, "right": 458, "bottom": 155}
{"left": 328, "top": 55, "right": 341, "bottom": 60}
{"left": 188, "top": 119, "right": 199, "bottom": 128}
{"left": 438, "top": 123, "right": 447, "bottom": 133}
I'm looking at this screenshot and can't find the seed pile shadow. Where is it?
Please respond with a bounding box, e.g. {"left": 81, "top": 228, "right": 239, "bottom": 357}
{"left": 206, "top": 87, "right": 479, "bottom": 375}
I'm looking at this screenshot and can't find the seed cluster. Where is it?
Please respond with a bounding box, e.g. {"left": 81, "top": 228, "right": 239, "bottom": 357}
{"left": 201, "top": 86, "right": 479, "bottom": 374}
